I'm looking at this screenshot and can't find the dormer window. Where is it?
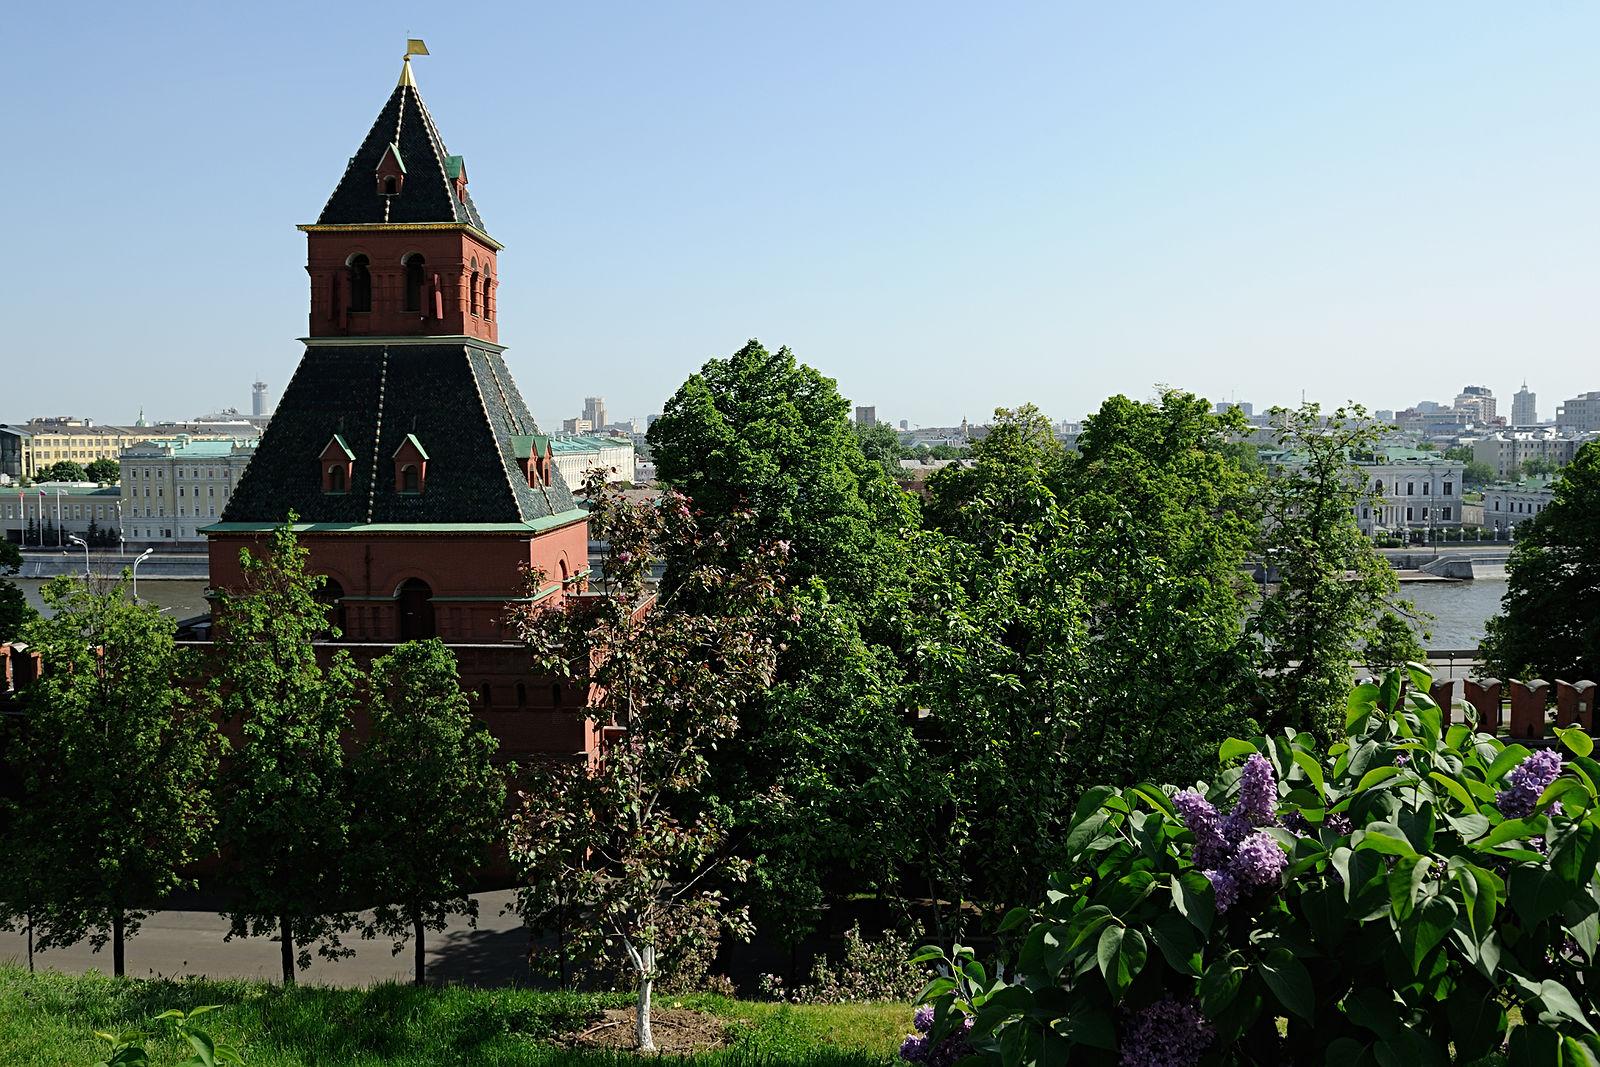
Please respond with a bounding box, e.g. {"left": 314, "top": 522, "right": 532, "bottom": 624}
{"left": 383, "top": 176, "right": 397, "bottom": 195}
{"left": 320, "top": 434, "right": 355, "bottom": 493}
{"left": 375, "top": 141, "right": 406, "bottom": 196}
{"left": 393, "top": 433, "right": 429, "bottom": 494}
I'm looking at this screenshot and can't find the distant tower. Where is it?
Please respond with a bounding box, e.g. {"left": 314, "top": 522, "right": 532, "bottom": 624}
{"left": 252, "top": 380, "right": 270, "bottom": 417}
{"left": 1512, "top": 383, "right": 1536, "bottom": 427}
{"left": 854, "top": 405, "right": 877, "bottom": 428}
{"left": 584, "top": 396, "right": 607, "bottom": 433}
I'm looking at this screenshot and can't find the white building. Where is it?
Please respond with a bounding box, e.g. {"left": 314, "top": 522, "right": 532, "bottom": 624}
{"left": 1479, "top": 477, "right": 1557, "bottom": 535}
{"left": 121, "top": 437, "right": 259, "bottom": 551}
{"left": 1352, "top": 449, "right": 1465, "bottom": 539}
{"left": 1511, "top": 384, "right": 1537, "bottom": 427}
{"left": 1556, "top": 392, "right": 1600, "bottom": 431}
{"left": 550, "top": 435, "right": 635, "bottom": 487}
{"left": 1473, "top": 429, "right": 1599, "bottom": 479}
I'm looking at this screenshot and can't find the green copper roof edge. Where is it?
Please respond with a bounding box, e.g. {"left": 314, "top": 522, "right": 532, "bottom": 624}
{"left": 297, "top": 335, "right": 507, "bottom": 353}
{"left": 201, "top": 509, "right": 586, "bottom": 536}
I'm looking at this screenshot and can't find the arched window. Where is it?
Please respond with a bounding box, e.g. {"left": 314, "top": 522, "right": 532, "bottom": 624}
{"left": 470, "top": 270, "right": 481, "bottom": 316}
{"left": 316, "top": 579, "right": 347, "bottom": 639}
{"left": 403, "top": 254, "right": 425, "bottom": 313}
{"left": 401, "top": 464, "right": 419, "bottom": 492}
{"left": 479, "top": 683, "right": 492, "bottom": 710}
{"left": 327, "top": 465, "right": 346, "bottom": 492}
{"left": 516, "top": 682, "right": 527, "bottom": 710}
{"left": 482, "top": 272, "right": 493, "bottom": 320}
{"left": 397, "top": 577, "right": 435, "bottom": 640}
{"left": 348, "top": 254, "right": 372, "bottom": 312}
{"left": 559, "top": 559, "right": 569, "bottom": 584}
{"left": 383, "top": 176, "right": 397, "bottom": 194}
{"left": 551, "top": 683, "right": 563, "bottom": 708}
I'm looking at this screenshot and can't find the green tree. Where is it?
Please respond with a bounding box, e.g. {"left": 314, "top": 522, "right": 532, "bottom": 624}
{"left": 0, "top": 540, "right": 38, "bottom": 644}
{"left": 1481, "top": 442, "right": 1600, "bottom": 682}
{"left": 854, "top": 421, "right": 912, "bottom": 478}
{"left": 1462, "top": 459, "right": 1497, "bottom": 488}
{"left": 923, "top": 404, "right": 1066, "bottom": 534}
{"left": 37, "top": 460, "right": 88, "bottom": 482}
{"left": 510, "top": 476, "right": 785, "bottom": 1049}
{"left": 212, "top": 518, "right": 361, "bottom": 985}
{"left": 351, "top": 638, "right": 504, "bottom": 986}
{"left": 1522, "top": 456, "right": 1559, "bottom": 479}
{"left": 1249, "top": 404, "right": 1425, "bottom": 740}
{"left": 85, "top": 458, "right": 120, "bottom": 484}
{"left": 2, "top": 575, "right": 217, "bottom": 976}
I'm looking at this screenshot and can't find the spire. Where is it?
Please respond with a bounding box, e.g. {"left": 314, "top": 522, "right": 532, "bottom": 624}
{"left": 312, "top": 45, "right": 487, "bottom": 232}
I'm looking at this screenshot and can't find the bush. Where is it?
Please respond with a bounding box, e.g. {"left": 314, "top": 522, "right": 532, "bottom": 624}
{"left": 761, "top": 924, "right": 929, "bottom": 1004}
{"left": 916, "top": 664, "right": 1600, "bottom": 1065}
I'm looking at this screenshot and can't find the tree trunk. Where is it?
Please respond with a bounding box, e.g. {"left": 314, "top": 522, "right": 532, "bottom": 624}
{"left": 413, "top": 914, "right": 426, "bottom": 986}
{"left": 279, "top": 915, "right": 296, "bottom": 986}
{"left": 112, "top": 909, "right": 125, "bottom": 978}
{"left": 26, "top": 914, "right": 33, "bottom": 973}
{"left": 636, "top": 944, "right": 656, "bottom": 1052}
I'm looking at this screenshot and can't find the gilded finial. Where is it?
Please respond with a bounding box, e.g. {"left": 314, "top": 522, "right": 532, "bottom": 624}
{"left": 399, "top": 38, "right": 428, "bottom": 87}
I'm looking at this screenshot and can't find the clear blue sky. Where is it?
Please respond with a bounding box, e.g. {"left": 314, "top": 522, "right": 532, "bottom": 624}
{"left": 4, "top": 2, "right": 1596, "bottom": 431}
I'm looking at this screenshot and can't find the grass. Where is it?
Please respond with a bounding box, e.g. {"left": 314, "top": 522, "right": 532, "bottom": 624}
{"left": 0, "top": 966, "right": 908, "bottom": 1067}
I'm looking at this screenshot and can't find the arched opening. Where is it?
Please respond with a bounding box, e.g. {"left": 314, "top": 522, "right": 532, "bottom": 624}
{"left": 403, "top": 254, "right": 425, "bottom": 312}
{"left": 316, "top": 579, "right": 347, "bottom": 639}
{"left": 397, "top": 577, "right": 435, "bottom": 640}
{"left": 482, "top": 272, "right": 492, "bottom": 320}
{"left": 401, "top": 464, "right": 419, "bottom": 492}
{"left": 559, "top": 558, "right": 569, "bottom": 584}
{"left": 383, "top": 176, "right": 397, "bottom": 194}
{"left": 327, "top": 465, "right": 346, "bottom": 492}
{"left": 551, "top": 683, "right": 563, "bottom": 708}
{"left": 348, "top": 254, "right": 372, "bottom": 312}
{"left": 516, "top": 682, "right": 527, "bottom": 710}
{"left": 479, "top": 683, "right": 492, "bottom": 710}
{"left": 470, "top": 270, "right": 481, "bottom": 316}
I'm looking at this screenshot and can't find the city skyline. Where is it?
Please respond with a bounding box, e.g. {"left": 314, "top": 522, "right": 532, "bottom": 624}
{"left": 5, "top": 4, "right": 1598, "bottom": 430}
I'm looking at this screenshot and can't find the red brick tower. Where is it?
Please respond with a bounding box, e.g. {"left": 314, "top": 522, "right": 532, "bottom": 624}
{"left": 204, "top": 54, "right": 592, "bottom": 753}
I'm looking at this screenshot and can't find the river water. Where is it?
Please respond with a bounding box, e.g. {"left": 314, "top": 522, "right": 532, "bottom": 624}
{"left": 13, "top": 576, "right": 1507, "bottom": 653}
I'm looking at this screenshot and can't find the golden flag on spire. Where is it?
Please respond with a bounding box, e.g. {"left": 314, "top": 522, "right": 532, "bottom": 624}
{"left": 407, "top": 39, "right": 429, "bottom": 55}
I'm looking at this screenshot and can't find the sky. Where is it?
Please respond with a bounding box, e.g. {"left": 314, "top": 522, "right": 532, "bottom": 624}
{"left": 3, "top": 2, "right": 1597, "bottom": 431}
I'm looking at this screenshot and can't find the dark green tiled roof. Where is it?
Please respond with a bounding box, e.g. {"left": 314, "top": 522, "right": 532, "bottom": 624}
{"left": 316, "top": 82, "right": 487, "bottom": 230}
{"left": 222, "top": 342, "right": 576, "bottom": 525}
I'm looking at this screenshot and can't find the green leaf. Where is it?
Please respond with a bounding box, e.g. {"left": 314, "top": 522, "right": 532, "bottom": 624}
{"left": 1219, "top": 737, "right": 1259, "bottom": 761}
{"left": 1356, "top": 830, "right": 1419, "bottom": 860}
{"left": 1096, "top": 925, "right": 1146, "bottom": 998}
{"left": 997, "top": 908, "right": 1031, "bottom": 934}
{"left": 1129, "top": 782, "right": 1176, "bottom": 817}
{"left": 1325, "top": 1038, "right": 1374, "bottom": 1067}
{"left": 1258, "top": 946, "right": 1314, "bottom": 1022}
{"left": 1292, "top": 750, "right": 1327, "bottom": 798}
{"left": 1405, "top": 896, "right": 1457, "bottom": 973}
{"left": 1172, "top": 871, "right": 1214, "bottom": 936}
{"left": 1537, "top": 776, "right": 1587, "bottom": 812}
{"left": 1405, "top": 661, "right": 1433, "bottom": 696}
{"left": 1378, "top": 669, "right": 1404, "bottom": 714}
{"left": 1147, "top": 911, "right": 1202, "bottom": 976}
{"left": 1482, "top": 817, "right": 1539, "bottom": 848}
{"left": 1485, "top": 743, "right": 1533, "bottom": 784}
{"left": 1354, "top": 766, "right": 1404, "bottom": 793}
{"left": 1199, "top": 955, "right": 1242, "bottom": 1016}
{"left": 1347, "top": 686, "right": 1381, "bottom": 734}
{"left": 1557, "top": 726, "right": 1596, "bottom": 759}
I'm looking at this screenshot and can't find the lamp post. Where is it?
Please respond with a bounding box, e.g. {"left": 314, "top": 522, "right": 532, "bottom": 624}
{"left": 55, "top": 489, "right": 66, "bottom": 547}
{"left": 131, "top": 547, "right": 155, "bottom": 603}
{"left": 67, "top": 534, "right": 91, "bottom": 578}
{"left": 116, "top": 499, "right": 124, "bottom": 558}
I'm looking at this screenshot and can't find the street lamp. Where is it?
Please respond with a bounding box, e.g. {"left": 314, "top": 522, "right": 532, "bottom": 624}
{"left": 67, "top": 534, "right": 90, "bottom": 577}
{"left": 55, "top": 488, "right": 66, "bottom": 548}
{"left": 131, "top": 547, "right": 155, "bottom": 603}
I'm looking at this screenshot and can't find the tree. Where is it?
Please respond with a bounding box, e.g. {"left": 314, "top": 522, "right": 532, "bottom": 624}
{"left": 1249, "top": 404, "right": 1425, "bottom": 741}
{"left": 212, "top": 517, "right": 361, "bottom": 984}
{"left": 923, "top": 404, "right": 1066, "bottom": 534}
{"left": 0, "top": 540, "right": 37, "bottom": 644}
{"left": 37, "top": 460, "right": 88, "bottom": 482}
{"left": 1481, "top": 442, "right": 1600, "bottom": 682}
{"left": 350, "top": 638, "right": 504, "bottom": 985}
{"left": 510, "top": 475, "right": 785, "bottom": 1049}
{"left": 1, "top": 575, "right": 217, "bottom": 976}
{"left": 1523, "top": 456, "right": 1559, "bottom": 479}
{"left": 1462, "top": 459, "right": 1497, "bottom": 488}
{"left": 854, "top": 422, "right": 913, "bottom": 478}
{"left": 85, "top": 458, "right": 120, "bottom": 484}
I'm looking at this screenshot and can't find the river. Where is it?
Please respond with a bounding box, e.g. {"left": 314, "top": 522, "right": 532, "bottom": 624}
{"left": 14, "top": 578, "right": 213, "bottom": 622}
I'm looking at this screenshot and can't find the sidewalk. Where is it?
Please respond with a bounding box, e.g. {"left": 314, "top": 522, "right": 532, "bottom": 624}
{"left": 0, "top": 890, "right": 534, "bottom": 987}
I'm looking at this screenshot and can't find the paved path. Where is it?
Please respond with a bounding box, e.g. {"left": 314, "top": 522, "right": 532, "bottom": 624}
{"left": 0, "top": 890, "right": 536, "bottom": 987}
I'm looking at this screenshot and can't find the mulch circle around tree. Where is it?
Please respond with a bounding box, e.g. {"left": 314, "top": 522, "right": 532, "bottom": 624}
{"left": 563, "top": 1008, "right": 733, "bottom": 1054}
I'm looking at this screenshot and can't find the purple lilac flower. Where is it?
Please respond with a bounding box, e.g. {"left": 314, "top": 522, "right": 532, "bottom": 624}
{"left": 913, "top": 1005, "right": 935, "bottom": 1033}
{"left": 1204, "top": 867, "right": 1240, "bottom": 913}
{"left": 1221, "top": 812, "right": 1252, "bottom": 849}
{"left": 1232, "top": 832, "right": 1289, "bottom": 889}
{"left": 1118, "top": 995, "right": 1215, "bottom": 1067}
{"left": 899, "top": 1035, "right": 930, "bottom": 1063}
{"left": 1324, "top": 812, "right": 1353, "bottom": 836}
{"left": 1497, "top": 749, "right": 1564, "bottom": 820}
{"left": 1175, "top": 790, "right": 1227, "bottom": 870}
{"left": 925, "top": 1019, "right": 974, "bottom": 1067}
{"left": 1236, "top": 754, "right": 1280, "bottom": 827}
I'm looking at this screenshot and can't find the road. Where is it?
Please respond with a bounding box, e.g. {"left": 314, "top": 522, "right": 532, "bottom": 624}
{"left": 0, "top": 890, "right": 537, "bottom": 987}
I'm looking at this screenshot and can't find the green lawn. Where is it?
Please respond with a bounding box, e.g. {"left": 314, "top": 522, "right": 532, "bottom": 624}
{"left": 0, "top": 967, "right": 908, "bottom": 1067}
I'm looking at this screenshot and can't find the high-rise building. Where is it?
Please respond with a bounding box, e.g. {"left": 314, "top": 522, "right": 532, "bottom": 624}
{"left": 584, "top": 397, "right": 607, "bottom": 432}
{"left": 1454, "top": 385, "right": 1496, "bottom": 423}
{"left": 251, "top": 380, "right": 270, "bottom": 417}
{"left": 1511, "top": 383, "right": 1537, "bottom": 427}
{"left": 855, "top": 406, "right": 876, "bottom": 428}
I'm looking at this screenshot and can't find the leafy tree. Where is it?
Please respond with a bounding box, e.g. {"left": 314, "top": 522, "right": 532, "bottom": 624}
{"left": 2, "top": 575, "right": 217, "bottom": 976}
{"left": 647, "top": 339, "right": 906, "bottom": 609}
{"left": 1249, "top": 404, "right": 1424, "bottom": 741}
{"left": 1523, "top": 456, "right": 1560, "bottom": 479}
{"left": 1481, "top": 442, "right": 1600, "bottom": 682}
{"left": 510, "top": 475, "right": 785, "bottom": 1049}
{"left": 0, "top": 540, "right": 37, "bottom": 644}
{"left": 854, "top": 422, "right": 913, "bottom": 478}
{"left": 350, "top": 638, "right": 504, "bottom": 985}
{"left": 211, "top": 517, "right": 361, "bottom": 984}
{"left": 85, "top": 458, "right": 120, "bottom": 484}
{"left": 37, "top": 460, "right": 88, "bottom": 482}
{"left": 1462, "top": 459, "right": 1497, "bottom": 488}
{"left": 923, "top": 404, "right": 1066, "bottom": 534}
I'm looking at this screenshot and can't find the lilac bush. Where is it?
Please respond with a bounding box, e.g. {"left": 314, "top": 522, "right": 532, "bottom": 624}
{"left": 1118, "top": 995, "right": 1214, "bottom": 1067}
{"left": 900, "top": 1001, "right": 973, "bottom": 1066}
{"left": 1497, "top": 747, "right": 1563, "bottom": 819}
{"left": 1176, "top": 754, "right": 1287, "bottom": 913}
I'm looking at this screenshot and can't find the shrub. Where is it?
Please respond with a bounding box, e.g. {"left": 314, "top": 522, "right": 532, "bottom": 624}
{"left": 915, "top": 664, "right": 1600, "bottom": 1065}
{"left": 761, "top": 923, "right": 929, "bottom": 1004}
